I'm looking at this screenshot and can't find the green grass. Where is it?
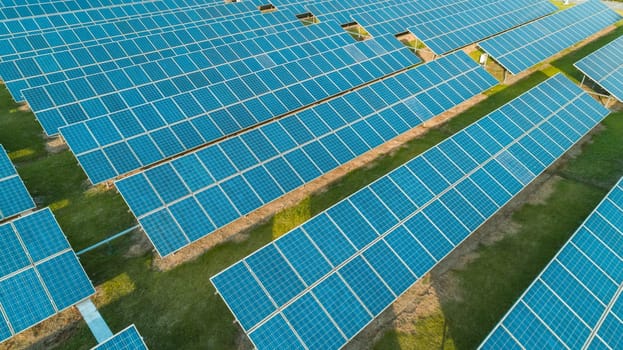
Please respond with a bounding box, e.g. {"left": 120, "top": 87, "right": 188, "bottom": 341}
{"left": 0, "top": 88, "right": 46, "bottom": 162}
{"left": 1, "top": 15, "right": 623, "bottom": 350}
{"left": 376, "top": 313, "right": 456, "bottom": 350}
{"left": 0, "top": 85, "right": 135, "bottom": 250}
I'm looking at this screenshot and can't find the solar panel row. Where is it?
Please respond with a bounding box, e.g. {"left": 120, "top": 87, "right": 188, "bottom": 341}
{"left": 92, "top": 325, "right": 148, "bottom": 350}
{"left": 0, "top": 2, "right": 279, "bottom": 98}
{"left": 116, "top": 51, "right": 497, "bottom": 257}
{"left": 0, "top": 0, "right": 166, "bottom": 40}
{"left": 480, "top": 176, "right": 623, "bottom": 350}
{"left": 409, "top": 0, "right": 556, "bottom": 55}
{"left": 305, "top": 0, "right": 556, "bottom": 55}
{"left": 0, "top": 145, "right": 35, "bottom": 222}
{"left": 0, "top": 0, "right": 245, "bottom": 40}
{"left": 0, "top": 0, "right": 149, "bottom": 22}
{"left": 211, "top": 74, "right": 610, "bottom": 350}
{"left": 306, "top": 0, "right": 396, "bottom": 25}
{"left": 0, "top": 208, "right": 95, "bottom": 343}
{"left": 19, "top": 16, "right": 340, "bottom": 132}
{"left": 313, "top": 0, "right": 460, "bottom": 34}
{"left": 56, "top": 34, "right": 419, "bottom": 184}
{"left": 479, "top": 0, "right": 622, "bottom": 75}
{"left": 575, "top": 35, "right": 623, "bottom": 102}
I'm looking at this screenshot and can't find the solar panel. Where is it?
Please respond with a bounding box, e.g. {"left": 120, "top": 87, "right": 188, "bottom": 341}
{"left": 0, "top": 4, "right": 292, "bottom": 101}
{"left": 408, "top": 0, "right": 556, "bottom": 55}
{"left": 303, "top": 0, "right": 555, "bottom": 55}
{"left": 0, "top": 0, "right": 251, "bottom": 41}
{"left": 55, "top": 33, "right": 419, "bottom": 184}
{"left": 0, "top": 145, "right": 35, "bottom": 221}
{"left": 116, "top": 50, "right": 497, "bottom": 257}
{"left": 479, "top": 0, "right": 622, "bottom": 75}
{"left": 480, "top": 176, "right": 623, "bottom": 350}
{"left": 92, "top": 325, "right": 148, "bottom": 350}
{"left": 574, "top": 35, "right": 623, "bottom": 102}
{"left": 17, "top": 13, "right": 334, "bottom": 125}
{"left": 0, "top": 1, "right": 169, "bottom": 40}
{"left": 0, "top": 208, "right": 95, "bottom": 343}
{"left": 211, "top": 74, "right": 610, "bottom": 349}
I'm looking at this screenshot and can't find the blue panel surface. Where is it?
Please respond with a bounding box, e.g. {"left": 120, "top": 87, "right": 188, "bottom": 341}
{"left": 13, "top": 209, "right": 69, "bottom": 262}
{"left": 0, "top": 208, "right": 95, "bottom": 342}
{"left": 0, "top": 269, "right": 55, "bottom": 333}
{"left": 36, "top": 251, "right": 95, "bottom": 310}
{"left": 0, "top": 146, "right": 34, "bottom": 220}
{"left": 214, "top": 75, "right": 611, "bottom": 349}
{"left": 575, "top": 35, "right": 623, "bottom": 102}
{"left": 120, "top": 51, "right": 497, "bottom": 257}
{"left": 481, "top": 176, "right": 623, "bottom": 350}
{"left": 480, "top": 1, "right": 622, "bottom": 74}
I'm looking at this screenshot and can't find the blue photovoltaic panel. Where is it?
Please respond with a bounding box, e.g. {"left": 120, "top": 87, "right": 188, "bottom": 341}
{"left": 479, "top": 0, "right": 622, "bottom": 75}
{"left": 212, "top": 74, "right": 610, "bottom": 349}
{"left": 575, "top": 35, "right": 623, "bottom": 102}
{"left": 51, "top": 33, "right": 419, "bottom": 184}
{"left": 407, "top": 0, "right": 556, "bottom": 55}
{"left": 480, "top": 176, "right": 623, "bottom": 350}
{"left": 117, "top": 50, "right": 498, "bottom": 257}
{"left": 92, "top": 325, "right": 148, "bottom": 350}
{"left": 0, "top": 0, "right": 254, "bottom": 42}
{"left": 1, "top": 4, "right": 296, "bottom": 101}
{"left": 305, "top": 0, "right": 396, "bottom": 25}
{"left": 0, "top": 208, "right": 95, "bottom": 344}
{"left": 0, "top": 1, "right": 170, "bottom": 40}
{"left": 304, "top": 0, "right": 555, "bottom": 56}
{"left": 0, "top": 145, "right": 35, "bottom": 221}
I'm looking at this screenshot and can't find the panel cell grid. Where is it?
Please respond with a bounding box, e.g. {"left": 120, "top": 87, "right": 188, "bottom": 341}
{"left": 0, "top": 145, "right": 35, "bottom": 221}
{"left": 0, "top": 208, "right": 95, "bottom": 344}
{"left": 479, "top": 0, "right": 622, "bottom": 75}
{"left": 92, "top": 325, "right": 148, "bottom": 350}
{"left": 481, "top": 177, "right": 623, "bottom": 350}
{"left": 574, "top": 35, "right": 623, "bottom": 102}
{"left": 212, "top": 74, "right": 610, "bottom": 349}
{"left": 118, "top": 51, "right": 497, "bottom": 257}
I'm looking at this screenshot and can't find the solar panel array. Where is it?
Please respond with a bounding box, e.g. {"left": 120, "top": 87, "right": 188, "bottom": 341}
{"left": 0, "top": 208, "right": 95, "bottom": 343}
{"left": 479, "top": 0, "right": 622, "bottom": 75}
{"left": 0, "top": 5, "right": 296, "bottom": 100}
{"left": 116, "top": 51, "right": 498, "bottom": 257}
{"left": 0, "top": 0, "right": 569, "bottom": 195}
{"left": 19, "top": 16, "right": 345, "bottom": 132}
{"left": 211, "top": 74, "right": 610, "bottom": 349}
{"left": 0, "top": 0, "right": 239, "bottom": 40}
{"left": 480, "top": 176, "right": 623, "bottom": 350}
{"left": 575, "top": 35, "right": 623, "bottom": 102}
{"left": 54, "top": 33, "right": 419, "bottom": 184}
{"left": 93, "top": 325, "right": 148, "bottom": 350}
{"left": 0, "top": 145, "right": 35, "bottom": 222}
{"left": 408, "top": 0, "right": 556, "bottom": 55}
{"left": 301, "top": 0, "right": 556, "bottom": 55}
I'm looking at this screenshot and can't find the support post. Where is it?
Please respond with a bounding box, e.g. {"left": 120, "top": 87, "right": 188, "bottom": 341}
{"left": 76, "top": 299, "right": 113, "bottom": 343}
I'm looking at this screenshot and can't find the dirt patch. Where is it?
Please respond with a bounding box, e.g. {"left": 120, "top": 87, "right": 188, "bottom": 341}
{"left": 0, "top": 308, "right": 82, "bottom": 350}
{"left": 44, "top": 137, "right": 67, "bottom": 154}
{"left": 416, "top": 48, "right": 436, "bottom": 62}
{"left": 124, "top": 230, "right": 153, "bottom": 258}
{"left": 526, "top": 175, "right": 563, "bottom": 205}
